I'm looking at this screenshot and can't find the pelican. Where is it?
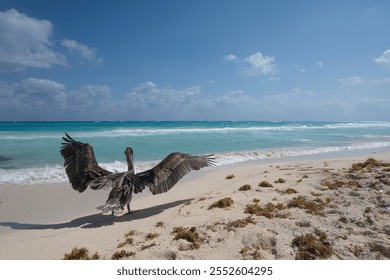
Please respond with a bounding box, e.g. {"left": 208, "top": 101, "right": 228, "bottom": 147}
{"left": 59, "top": 133, "right": 215, "bottom": 215}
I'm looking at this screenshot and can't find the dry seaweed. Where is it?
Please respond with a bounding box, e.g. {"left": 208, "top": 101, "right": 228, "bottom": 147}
{"left": 208, "top": 197, "right": 234, "bottom": 210}
{"left": 258, "top": 181, "right": 273, "bottom": 188}
{"left": 145, "top": 232, "right": 160, "bottom": 241}
{"left": 321, "top": 179, "right": 347, "bottom": 190}
{"left": 226, "top": 216, "right": 256, "bottom": 230}
{"left": 350, "top": 158, "right": 389, "bottom": 172}
{"left": 287, "top": 195, "right": 326, "bottom": 216}
{"left": 239, "top": 184, "right": 251, "bottom": 191}
{"left": 291, "top": 231, "right": 332, "bottom": 260}
{"left": 274, "top": 178, "right": 286, "bottom": 184}
{"left": 278, "top": 188, "right": 298, "bottom": 195}
{"left": 63, "top": 247, "right": 100, "bottom": 260}
{"left": 239, "top": 246, "right": 264, "bottom": 260}
{"left": 111, "top": 250, "right": 136, "bottom": 260}
{"left": 225, "top": 174, "right": 235, "bottom": 179}
{"left": 244, "top": 202, "right": 288, "bottom": 219}
{"left": 117, "top": 230, "right": 136, "bottom": 248}
{"left": 155, "top": 221, "right": 164, "bottom": 228}
{"left": 172, "top": 226, "right": 202, "bottom": 250}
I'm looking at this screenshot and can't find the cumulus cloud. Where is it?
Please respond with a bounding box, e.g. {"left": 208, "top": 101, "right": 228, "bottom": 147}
{"left": 62, "top": 39, "right": 102, "bottom": 63}
{"left": 1, "top": 77, "right": 388, "bottom": 121}
{"left": 245, "top": 52, "right": 275, "bottom": 76}
{"left": 0, "top": 9, "right": 66, "bottom": 72}
{"left": 338, "top": 76, "right": 364, "bottom": 86}
{"left": 124, "top": 82, "right": 201, "bottom": 114}
{"left": 0, "top": 9, "right": 102, "bottom": 72}
{"left": 0, "top": 78, "right": 116, "bottom": 120}
{"left": 375, "top": 49, "right": 390, "bottom": 70}
{"left": 0, "top": 78, "right": 67, "bottom": 111}
{"left": 224, "top": 51, "right": 276, "bottom": 76}
{"left": 68, "top": 85, "right": 114, "bottom": 111}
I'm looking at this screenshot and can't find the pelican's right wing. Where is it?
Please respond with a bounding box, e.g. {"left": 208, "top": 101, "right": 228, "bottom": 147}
{"left": 136, "top": 153, "right": 215, "bottom": 195}
{"left": 60, "top": 133, "right": 112, "bottom": 192}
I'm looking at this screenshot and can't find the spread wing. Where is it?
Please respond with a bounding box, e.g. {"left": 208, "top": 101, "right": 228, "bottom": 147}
{"left": 60, "top": 133, "right": 112, "bottom": 192}
{"left": 136, "top": 153, "right": 215, "bottom": 195}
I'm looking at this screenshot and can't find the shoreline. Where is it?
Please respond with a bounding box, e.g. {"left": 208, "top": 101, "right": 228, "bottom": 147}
{"left": 2, "top": 145, "right": 389, "bottom": 185}
{"left": 0, "top": 150, "right": 389, "bottom": 259}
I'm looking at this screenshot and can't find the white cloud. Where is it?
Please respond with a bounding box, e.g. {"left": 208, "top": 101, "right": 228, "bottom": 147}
{"left": 123, "top": 82, "right": 201, "bottom": 117}
{"left": 0, "top": 9, "right": 102, "bottom": 72}
{"left": 0, "top": 9, "right": 67, "bottom": 72}
{"left": 245, "top": 52, "right": 275, "bottom": 75}
{"left": 68, "top": 85, "right": 113, "bottom": 111}
{"left": 317, "top": 62, "right": 323, "bottom": 67}
{"left": 0, "top": 78, "right": 116, "bottom": 120}
{"left": 1, "top": 78, "right": 67, "bottom": 110}
{"left": 62, "top": 39, "right": 102, "bottom": 63}
{"left": 338, "top": 76, "right": 364, "bottom": 86}
{"left": 1, "top": 77, "right": 389, "bottom": 121}
{"left": 225, "top": 51, "right": 276, "bottom": 77}
{"left": 375, "top": 49, "right": 390, "bottom": 70}
{"left": 223, "top": 54, "right": 237, "bottom": 61}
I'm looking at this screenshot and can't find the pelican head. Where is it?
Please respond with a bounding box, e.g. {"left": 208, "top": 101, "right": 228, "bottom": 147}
{"left": 124, "top": 147, "right": 134, "bottom": 173}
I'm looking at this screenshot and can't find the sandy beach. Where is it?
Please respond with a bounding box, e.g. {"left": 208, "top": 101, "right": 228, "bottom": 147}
{"left": 0, "top": 151, "right": 389, "bottom": 260}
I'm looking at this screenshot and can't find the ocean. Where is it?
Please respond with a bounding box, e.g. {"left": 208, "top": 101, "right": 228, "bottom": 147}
{"left": 1, "top": 121, "right": 390, "bottom": 184}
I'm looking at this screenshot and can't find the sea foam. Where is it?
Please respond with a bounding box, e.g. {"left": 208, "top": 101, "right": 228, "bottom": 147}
{"left": 1, "top": 141, "right": 389, "bottom": 185}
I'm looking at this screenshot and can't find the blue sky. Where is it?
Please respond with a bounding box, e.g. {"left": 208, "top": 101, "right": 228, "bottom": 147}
{"left": 0, "top": 0, "right": 389, "bottom": 121}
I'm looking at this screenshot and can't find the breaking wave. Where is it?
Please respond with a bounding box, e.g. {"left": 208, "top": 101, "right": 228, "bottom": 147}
{"left": 1, "top": 141, "right": 389, "bottom": 185}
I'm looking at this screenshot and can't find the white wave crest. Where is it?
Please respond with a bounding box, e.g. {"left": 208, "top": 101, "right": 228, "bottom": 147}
{"left": 1, "top": 121, "right": 390, "bottom": 140}
{"left": 1, "top": 141, "right": 389, "bottom": 185}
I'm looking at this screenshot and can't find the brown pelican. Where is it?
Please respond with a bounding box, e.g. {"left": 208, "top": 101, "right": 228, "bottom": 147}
{"left": 60, "top": 133, "right": 215, "bottom": 215}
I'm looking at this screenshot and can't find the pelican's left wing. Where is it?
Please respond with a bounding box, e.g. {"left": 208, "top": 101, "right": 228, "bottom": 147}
{"left": 136, "top": 153, "right": 215, "bottom": 195}
{"left": 60, "top": 133, "right": 112, "bottom": 192}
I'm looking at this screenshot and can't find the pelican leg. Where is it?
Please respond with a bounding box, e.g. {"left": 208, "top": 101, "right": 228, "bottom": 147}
{"left": 126, "top": 203, "right": 131, "bottom": 214}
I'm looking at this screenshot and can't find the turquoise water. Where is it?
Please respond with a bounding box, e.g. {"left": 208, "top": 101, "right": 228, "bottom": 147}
{"left": 1, "top": 121, "right": 390, "bottom": 184}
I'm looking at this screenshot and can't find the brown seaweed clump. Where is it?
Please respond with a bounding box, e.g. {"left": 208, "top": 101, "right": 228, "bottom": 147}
{"left": 258, "top": 181, "right": 274, "bottom": 188}
{"left": 117, "top": 230, "right": 136, "bottom": 248}
{"left": 239, "top": 184, "right": 251, "bottom": 191}
{"left": 208, "top": 197, "right": 234, "bottom": 210}
{"left": 287, "top": 195, "right": 326, "bottom": 216}
{"left": 155, "top": 221, "right": 165, "bottom": 228}
{"left": 226, "top": 216, "right": 256, "bottom": 231}
{"left": 172, "top": 226, "right": 202, "bottom": 250}
{"left": 350, "top": 158, "right": 389, "bottom": 172}
{"left": 111, "top": 250, "right": 136, "bottom": 260}
{"left": 244, "top": 202, "right": 288, "bottom": 219}
{"left": 63, "top": 247, "right": 100, "bottom": 260}
{"left": 321, "top": 179, "right": 361, "bottom": 190}
{"left": 274, "top": 178, "right": 286, "bottom": 184}
{"left": 145, "top": 232, "right": 160, "bottom": 241}
{"left": 278, "top": 188, "right": 298, "bottom": 195}
{"left": 291, "top": 231, "right": 333, "bottom": 260}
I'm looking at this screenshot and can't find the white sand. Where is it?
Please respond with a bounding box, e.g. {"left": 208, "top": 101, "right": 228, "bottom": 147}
{"left": 1, "top": 151, "right": 389, "bottom": 260}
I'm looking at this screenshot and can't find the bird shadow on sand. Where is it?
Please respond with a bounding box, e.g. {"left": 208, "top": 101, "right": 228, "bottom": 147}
{"left": 0, "top": 199, "right": 192, "bottom": 230}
